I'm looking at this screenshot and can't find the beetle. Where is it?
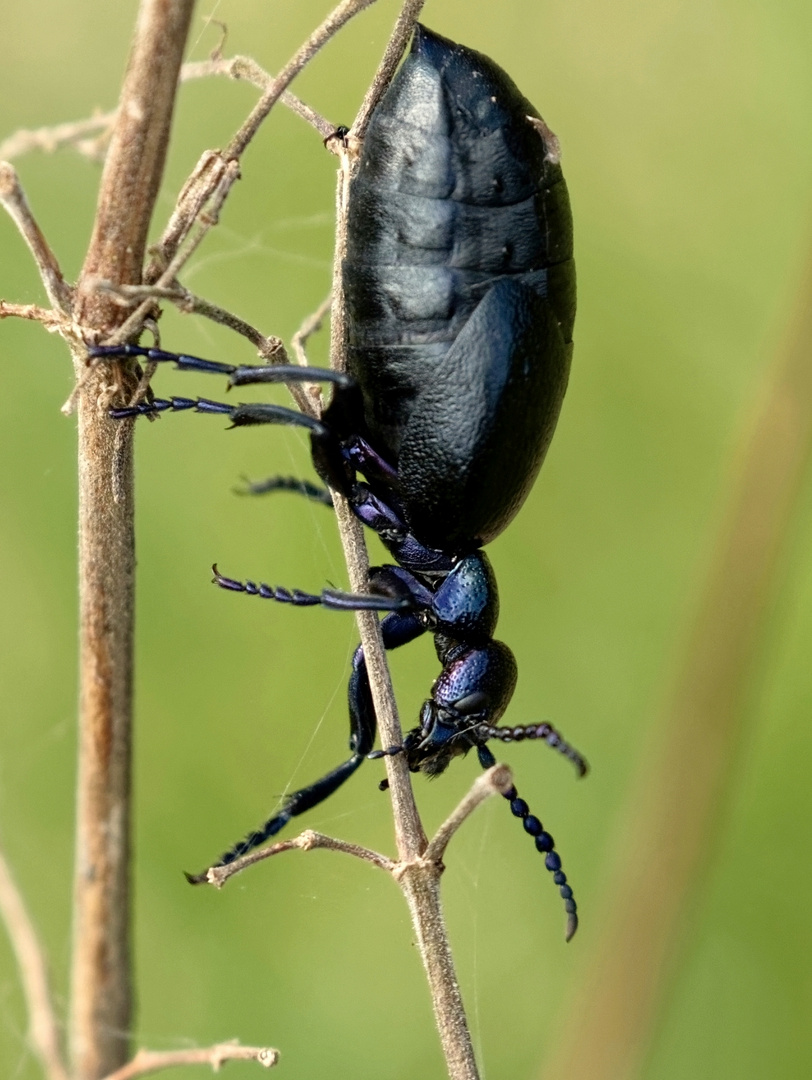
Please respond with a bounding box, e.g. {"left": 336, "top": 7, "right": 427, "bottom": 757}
{"left": 91, "top": 25, "right": 585, "bottom": 939}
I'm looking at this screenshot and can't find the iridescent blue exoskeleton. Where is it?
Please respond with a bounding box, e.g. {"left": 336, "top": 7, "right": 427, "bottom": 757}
{"left": 91, "top": 26, "right": 586, "bottom": 939}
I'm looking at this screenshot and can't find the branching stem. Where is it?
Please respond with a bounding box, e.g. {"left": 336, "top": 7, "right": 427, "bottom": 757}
{"left": 100, "top": 1043, "right": 279, "bottom": 1080}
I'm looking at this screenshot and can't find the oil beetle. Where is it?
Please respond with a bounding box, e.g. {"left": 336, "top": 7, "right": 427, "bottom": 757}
{"left": 91, "top": 25, "right": 585, "bottom": 938}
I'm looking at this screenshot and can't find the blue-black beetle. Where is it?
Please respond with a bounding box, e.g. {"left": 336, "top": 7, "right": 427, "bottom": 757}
{"left": 91, "top": 25, "right": 586, "bottom": 938}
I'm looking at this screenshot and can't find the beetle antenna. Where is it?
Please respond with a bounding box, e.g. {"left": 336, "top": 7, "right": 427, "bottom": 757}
{"left": 479, "top": 721, "right": 588, "bottom": 778}
{"left": 507, "top": 784, "right": 578, "bottom": 941}
{"left": 478, "top": 745, "right": 578, "bottom": 941}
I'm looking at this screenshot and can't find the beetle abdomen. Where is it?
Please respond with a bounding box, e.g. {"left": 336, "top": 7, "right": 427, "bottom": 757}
{"left": 343, "top": 24, "right": 575, "bottom": 547}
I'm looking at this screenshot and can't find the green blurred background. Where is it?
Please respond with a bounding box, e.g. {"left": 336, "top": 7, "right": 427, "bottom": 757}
{"left": 2, "top": 1, "right": 811, "bottom": 1077}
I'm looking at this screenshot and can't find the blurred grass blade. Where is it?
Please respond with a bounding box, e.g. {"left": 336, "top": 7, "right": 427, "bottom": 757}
{"left": 540, "top": 234, "right": 812, "bottom": 1080}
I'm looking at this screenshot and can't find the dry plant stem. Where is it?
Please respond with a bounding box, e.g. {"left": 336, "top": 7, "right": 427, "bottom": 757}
{"left": 0, "top": 162, "right": 72, "bottom": 312}
{"left": 89, "top": 279, "right": 313, "bottom": 416}
{"left": 226, "top": 0, "right": 377, "bottom": 160}
{"left": 206, "top": 829, "right": 395, "bottom": 887}
{"left": 540, "top": 242, "right": 812, "bottom": 1080}
{"left": 0, "top": 300, "right": 65, "bottom": 328}
{"left": 425, "top": 765, "right": 514, "bottom": 863}
{"left": 322, "top": 11, "right": 476, "bottom": 1072}
{"left": 393, "top": 767, "right": 509, "bottom": 1080}
{"left": 182, "top": 57, "right": 333, "bottom": 139}
{"left": 396, "top": 867, "right": 477, "bottom": 1080}
{"left": 0, "top": 61, "right": 326, "bottom": 166}
{"left": 352, "top": 0, "right": 425, "bottom": 138}
{"left": 0, "top": 113, "right": 112, "bottom": 162}
{"left": 0, "top": 848, "right": 70, "bottom": 1080}
{"left": 292, "top": 293, "right": 333, "bottom": 366}
{"left": 101, "top": 1043, "right": 279, "bottom": 1080}
{"left": 70, "top": 1, "right": 194, "bottom": 1078}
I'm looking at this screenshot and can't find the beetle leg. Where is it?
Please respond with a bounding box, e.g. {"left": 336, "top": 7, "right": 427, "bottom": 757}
{"left": 343, "top": 434, "right": 399, "bottom": 486}
{"left": 235, "top": 475, "right": 334, "bottom": 505}
{"left": 350, "top": 484, "right": 455, "bottom": 574}
{"left": 90, "top": 343, "right": 352, "bottom": 391}
{"left": 184, "top": 752, "right": 369, "bottom": 884}
{"left": 477, "top": 745, "right": 579, "bottom": 942}
{"left": 90, "top": 342, "right": 244, "bottom": 378}
{"left": 227, "top": 364, "right": 352, "bottom": 390}
{"left": 211, "top": 563, "right": 416, "bottom": 613}
{"left": 350, "top": 610, "right": 427, "bottom": 765}
{"left": 187, "top": 609, "right": 425, "bottom": 883}
{"left": 107, "top": 395, "right": 336, "bottom": 442}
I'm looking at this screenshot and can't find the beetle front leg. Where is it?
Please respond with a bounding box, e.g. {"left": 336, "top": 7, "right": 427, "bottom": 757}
{"left": 184, "top": 752, "right": 369, "bottom": 883}
{"left": 186, "top": 609, "right": 426, "bottom": 883}
{"left": 350, "top": 610, "right": 427, "bottom": 764}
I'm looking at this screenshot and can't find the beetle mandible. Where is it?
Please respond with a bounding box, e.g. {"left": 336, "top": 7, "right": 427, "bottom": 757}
{"left": 91, "top": 25, "right": 586, "bottom": 939}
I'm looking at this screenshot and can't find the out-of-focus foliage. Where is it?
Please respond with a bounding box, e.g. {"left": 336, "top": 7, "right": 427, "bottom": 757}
{"left": 1, "top": 1, "right": 811, "bottom": 1078}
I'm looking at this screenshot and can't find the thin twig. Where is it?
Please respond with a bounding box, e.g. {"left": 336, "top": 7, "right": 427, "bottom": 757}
{"left": 101, "top": 157, "right": 240, "bottom": 351}
{"left": 425, "top": 765, "right": 514, "bottom": 864}
{"left": 0, "top": 112, "right": 113, "bottom": 162}
{"left": 0, "top": 847, "right": 70, "bottom": 1080}
{"left": 0, "top": 162, "right": 73, "bottom": 313}
{"left": 226, "top": 0, "right": 377, "bottom": 160}
{"left": 291, "top": 294, "right": 333, "bottom": 417}
{"left": 69, "top": 2, "right": 195, "bottom": 1078}
{"left": 91, "top": 280, "right": 287, "bottom": 360}
{"left": 351, "top": 0, "right": 425, "bottom": 138}
{"left": 205, "top": 829, "right": 395, "bottom": 887}
{"left": 181, "top": 57, "right": 333, "bottom": 139}
{"left": 0, "top": 300, "right": 66, "bottom": 329}
{"left": 101, "top": 1042, "right": 279, "bottom": 1080}
{"left": 323, "top": 10, "right": 478, "bottom": 1077}
{"left": 206, "top": 765, "right": 512, "bottom": 888}
{"left": 0, "top": 57, "right": 330, "bottom": 170}
{"left": 292, "top": 293, "right": 333, "bottom": 367}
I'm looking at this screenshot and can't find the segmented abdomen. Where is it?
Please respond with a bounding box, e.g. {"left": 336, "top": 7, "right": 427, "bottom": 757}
{"left": 343, "top": 24, "right": 575, "bottom": 459}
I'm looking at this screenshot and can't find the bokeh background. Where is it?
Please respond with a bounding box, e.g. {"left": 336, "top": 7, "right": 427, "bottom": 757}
{"left": 2, "top": 1, "right": 811, "bottom": 1078}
